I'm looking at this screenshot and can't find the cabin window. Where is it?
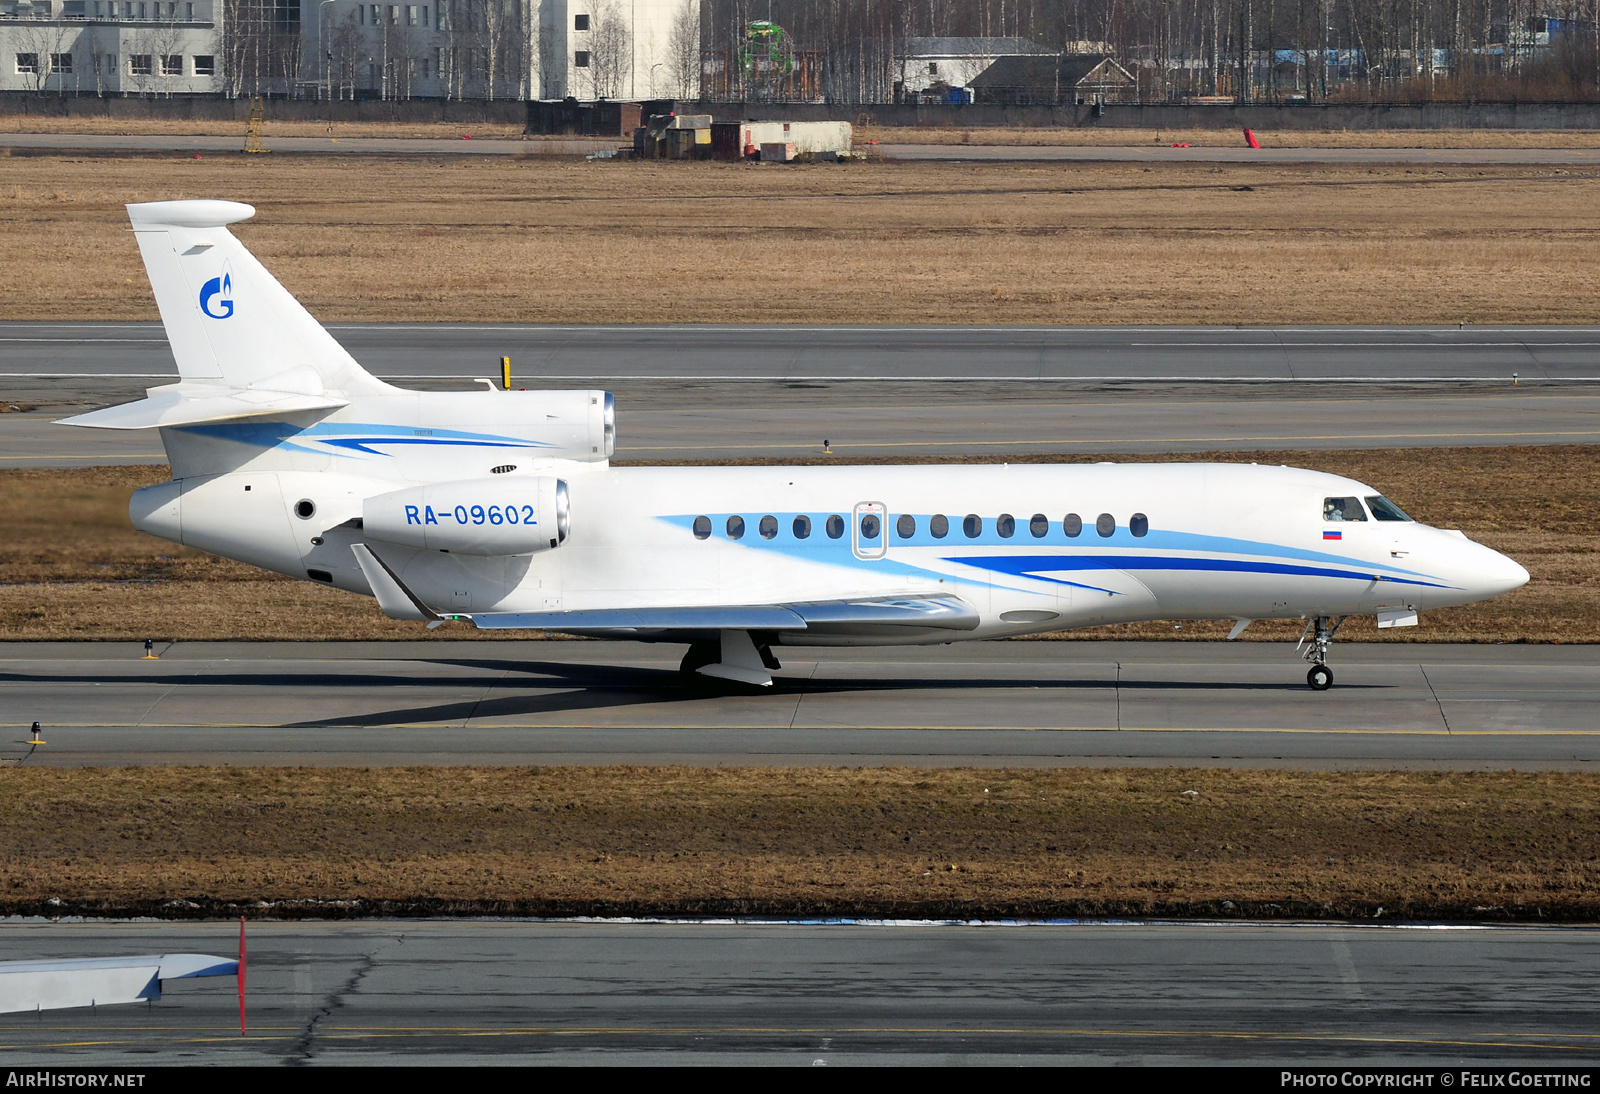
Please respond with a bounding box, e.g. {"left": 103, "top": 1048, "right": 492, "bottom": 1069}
{"left": 1029, "top": 513, "right": 1048, "bottom": 537}
{"left": 1130, "top": 513, "right": 1149, "bottom": 537}
{"left": 859, "top": 513, "right": 881, "bottom": 540}
{"left": 1096, "top": 513, "right": 1115, "bottom": 537}
{"left": 1063, "top": 513, "right": 1082, "bottom": 537}
{"left": 793, "top": 514, "right": 811, "bottom": 539}
{"left": 1365, "top": 496, "right": 1412, "bottom": 522}
{"left": 962, "top": 514, "right": 982, "bottom": 538}
{"left": 692, "top": 515, "right": 711, "bottom": 539}
{"left": 929, "top": 513, "right": 949, "bottom": 538}
{"left": 825, "top": 514, "right": 845, "bottom": 539}
{"left": 726, "top": 515, "right": 745, "bottom": 539}
{"left": 1323, "top": 497, "right": 1367, "bottom": 522}
{"left": 896, "top": 514, "right": 916, "bottom": 539}
{"left": 996, "top": 513, "right": 1015, "bottom": 538}
{"left": 758, "top": 514, "right": 778, "bottom": 540}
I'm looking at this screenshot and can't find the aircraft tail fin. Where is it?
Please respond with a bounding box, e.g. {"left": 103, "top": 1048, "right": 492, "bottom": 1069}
{"left": 124, "top": 200, "right": 388, "bottom": 397}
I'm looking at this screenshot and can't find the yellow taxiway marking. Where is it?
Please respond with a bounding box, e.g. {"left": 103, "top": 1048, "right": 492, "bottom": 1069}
{"left": 621, "top": 427, "right": 1600, "bottom": 453}
{"left": 3, "top": 721, "right": 1600, "bottom": 736}
{"left": 3, "top": 1026, "right": 1597, "bottom": 1053}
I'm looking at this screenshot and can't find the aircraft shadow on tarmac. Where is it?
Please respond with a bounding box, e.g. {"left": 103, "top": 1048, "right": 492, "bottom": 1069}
{"left": 0, "top": 659, "right": 1382, "bottom": 728}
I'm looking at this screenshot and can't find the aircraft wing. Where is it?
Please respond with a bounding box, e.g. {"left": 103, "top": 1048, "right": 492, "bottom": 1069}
{"left": 0, "top": 953, "right": 238, "bottom": 1014}
{"left": 459, "top": 596, "right": 981, "bottom": 636}
{"left": 352, "top": 543, "right": 979, "bottom": 636}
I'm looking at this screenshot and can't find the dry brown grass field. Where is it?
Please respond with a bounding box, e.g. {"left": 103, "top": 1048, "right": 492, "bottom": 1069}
{"left": 0, "top": 445, "right": 1591, "bottom": 643}
{"left": 2, "top": 765, "right": 1593, "bottom": 919}
{"left": 1, "top": 153, "right": 1597, "bottom": 325}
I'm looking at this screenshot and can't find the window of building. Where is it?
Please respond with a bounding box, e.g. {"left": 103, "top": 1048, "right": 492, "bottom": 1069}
{"left": 758, "top": 514, "right": 778, "bottom": 540}
{"left": 420, "top": 3, "right": 427, "bottom": 25}
{"left": 725, "top": 515, "right": 744, "bottom": 540}
{"left": 94, "top": 1, "right": 103, "bottom": 16}
{"left": 927, "top": 61, "right": 937, "bottom": 74}
{"left": 996, "top": 513, "right": 1015, "bottom": 538}
{"left": 15, "top": 53, "right": 38, "bottom": 75}
{"left": 137, "top": 1, "right": 146, "bottom": 16}
{"left": 574, "top": 12, "right": 588, "bottom": 29}
{"left": 128, "top": 53, "right": 151, "bottom": 74}
{"left": 50, "top": 53, "right": 72, "bottom": 74}
{"left": 159, "top": 54, "right": 180, "bottom": 75}
{"left": 387, "top": 4, "right": 397, "bottom": 23}
{"left": 896, "top": 514, "right": 915, "bottom": 539}
{"left": 692, "top": 515, "right": 711, "bottom": 540}
{"left": 406, "top": 3, "right": 415, "bottom": 24}
{"left": 369, "top": 4, "right": 379, "bottom": 25}
{"left": 929, "top": 513, "right": 949, "bottom": 539}
{"left": 1365, "top": 496, "right": 1412, "bottom": 522}
{"left": 185, "top": 1, "right": 192, "bottom": 16}
{"left": 192, "top": 53, "right": 213, "bottom": 75}
{"left": 825, "top": 514, "right": 844, "bottom": 539}
{"left": 1063, "top": 512, "right": 1082, "bottom": 537}
{"left": 418, "top": 56, "right": 429, "bottom": 78}
{"left": 574, "top": 50, "right": 589, "bottom": 67}
{"left": 1096, "top": 512, "right": 1116, "bottom": 537}
{"left": 963, "top": 514, "right": 982, "bottom": 538}
{"left": 1130, "top": 513, "right": 1149, "bottom": 537}
{"left": 792, "top": 515, "right": 811, "bottom": 539}
{"left": 1322, "top": 497, "right": 1366, "bottom": 522}
{"left": 1029, "top": 513, "right": 1048, "bottom": 538}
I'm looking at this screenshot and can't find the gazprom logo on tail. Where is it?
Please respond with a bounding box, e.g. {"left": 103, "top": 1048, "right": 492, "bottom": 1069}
{"left": 199, "top": 264, "right": 234, "bottom": 319}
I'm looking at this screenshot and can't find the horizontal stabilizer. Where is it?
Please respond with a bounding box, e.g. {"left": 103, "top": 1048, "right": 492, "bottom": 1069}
{"left": 0, "top": 953, "right": 237, "bottom": 1014}
{"left": 57, "top": 382, "right": 347, "bottom": 430}
{"left": 463, "top": 596, "right": 978, "bottom": 635}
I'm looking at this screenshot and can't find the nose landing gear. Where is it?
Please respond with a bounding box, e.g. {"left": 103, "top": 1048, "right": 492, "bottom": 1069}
{"left": 1299, "top": 615, "right": 1345, "bottom": 691}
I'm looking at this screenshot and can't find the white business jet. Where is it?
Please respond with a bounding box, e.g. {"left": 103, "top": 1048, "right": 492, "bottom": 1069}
{"left": 62, "top": 200, "right": 1529, "bottom": 690}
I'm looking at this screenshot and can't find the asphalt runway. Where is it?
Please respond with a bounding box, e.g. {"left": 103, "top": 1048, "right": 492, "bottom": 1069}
{"left": 2, "top": 920, "right": 1596, "bottom": 1064}
{"left": 5, "top": 130, "right": 1600, "bottom": 164}
{"left": 3, "top": 641, "right": 1596, "bottom": 770}
{"left": 6, "top": 324, "right": 1599, "bottom": 466}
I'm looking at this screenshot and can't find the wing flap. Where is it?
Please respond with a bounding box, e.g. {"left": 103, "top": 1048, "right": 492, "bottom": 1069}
{"left": 461, "top": 595, "right": 978, "bottom": 634}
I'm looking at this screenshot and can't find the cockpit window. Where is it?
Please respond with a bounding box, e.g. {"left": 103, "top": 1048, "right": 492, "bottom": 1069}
{"left": 1322, "top": 496, "right": 1367, "bottom": 522}
{"left": 1365, "top": 495, "right": 1413, "bottom": 522}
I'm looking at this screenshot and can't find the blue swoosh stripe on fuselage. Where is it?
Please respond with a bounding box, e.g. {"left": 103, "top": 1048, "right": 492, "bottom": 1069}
{"left": 172, "top": 420, "right": 551, "bottom": 456}
{"left": 956, "top": 553, "right": 1456, "bottom": 590}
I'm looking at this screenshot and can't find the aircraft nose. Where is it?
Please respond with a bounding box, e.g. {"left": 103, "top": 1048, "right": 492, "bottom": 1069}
{"left": 1475, "top": 546, "right": 1529, "bottom": 598}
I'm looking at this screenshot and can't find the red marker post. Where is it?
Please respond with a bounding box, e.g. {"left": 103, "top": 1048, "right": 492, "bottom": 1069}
{"left": 238, "top": 916, "right": 247, "bottom": 1036}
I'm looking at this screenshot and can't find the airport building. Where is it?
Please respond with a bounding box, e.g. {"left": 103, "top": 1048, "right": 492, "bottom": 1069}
{"left": 1, "top": 0, "right": 697, "bottom": 99}
{"left": 0, "top": 0, "right": 223, "bottom": 95}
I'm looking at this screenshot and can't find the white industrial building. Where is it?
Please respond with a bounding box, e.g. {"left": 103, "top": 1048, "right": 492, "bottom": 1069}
{"left": 0, "top": 0, "right": 223, "bottom": 95}
{"left": 0, "top": 0, "right": 696, "bottom": 99}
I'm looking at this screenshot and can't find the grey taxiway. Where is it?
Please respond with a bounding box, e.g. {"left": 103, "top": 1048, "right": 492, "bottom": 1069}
{"left": 5, "top": 323, "right": 1600, "bottom": 466}
{"left": 3, "top": 641, "right": 1596, "bottom": 770}
{"left": 2, "top": 919, "right": 1598, "bottom": 1064}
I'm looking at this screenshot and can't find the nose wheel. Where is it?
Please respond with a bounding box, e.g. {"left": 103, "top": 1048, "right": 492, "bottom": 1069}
{"left": 1298, "top": 615, "right": 1345, "bottom": 691}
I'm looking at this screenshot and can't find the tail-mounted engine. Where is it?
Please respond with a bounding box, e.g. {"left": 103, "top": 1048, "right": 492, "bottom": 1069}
{"left": 364, "top": 476, "right": 569, "bottom": 555}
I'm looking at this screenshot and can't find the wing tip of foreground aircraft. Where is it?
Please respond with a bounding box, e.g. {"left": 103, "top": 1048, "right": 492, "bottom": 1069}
{"left": 61, "top": 199, "right": 1535, "bottom": 693}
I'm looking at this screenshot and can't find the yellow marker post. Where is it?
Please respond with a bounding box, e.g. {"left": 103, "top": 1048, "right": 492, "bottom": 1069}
{"left": 501, "top": 357, "right": 511, "bottom": 391}
{"left": 143, "top": 638, "right": 159, "bottom": 659}
{"left": 30, "top": 721, "right": 44, "bottom": 746}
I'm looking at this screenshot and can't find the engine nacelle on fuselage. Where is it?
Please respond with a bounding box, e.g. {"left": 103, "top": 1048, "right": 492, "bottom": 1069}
{"left": 364, "top": 476, "right": 569, "bottom": 555}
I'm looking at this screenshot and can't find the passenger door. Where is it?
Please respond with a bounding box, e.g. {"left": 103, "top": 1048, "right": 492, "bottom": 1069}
{"left": 853, "top": 501, "right": 887, "bottom": 560}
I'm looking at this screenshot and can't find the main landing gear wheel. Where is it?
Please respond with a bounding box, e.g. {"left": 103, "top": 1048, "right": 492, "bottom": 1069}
{"left": 1306, "top": 663, "right": 1334, "bottom": 691}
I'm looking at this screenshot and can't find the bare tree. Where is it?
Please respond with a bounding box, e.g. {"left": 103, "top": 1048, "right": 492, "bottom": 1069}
{"left": 667, "top": 0, "right": 700, "bottom": 95}
{"left": 587, "top": 0, "right": 633, "bottom": 97}
{"left": 15, "top": 17, "right": 75, "bottom": 95}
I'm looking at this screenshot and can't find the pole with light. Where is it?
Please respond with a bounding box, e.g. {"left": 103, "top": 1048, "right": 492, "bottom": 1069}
{"left": 319, "top": 0, "right": 336, "bottom": 105}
